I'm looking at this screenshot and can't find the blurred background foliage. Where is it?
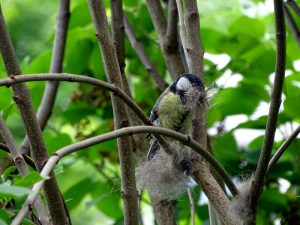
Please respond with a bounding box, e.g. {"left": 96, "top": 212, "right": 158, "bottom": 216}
{"left": 0, "top": 0, "right": 300, "bottom": 224}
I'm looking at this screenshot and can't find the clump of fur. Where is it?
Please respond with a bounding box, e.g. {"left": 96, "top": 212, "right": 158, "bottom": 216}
{"left": 136, "top": 144, "right": 194, "bottom": 200}
{"left": 231, "top": 177, "right": 254, "bottom": 222}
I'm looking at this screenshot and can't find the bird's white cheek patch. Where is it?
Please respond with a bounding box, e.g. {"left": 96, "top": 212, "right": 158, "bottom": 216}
{"left": 176, "top": 77, "right": 191, "bottom": 90}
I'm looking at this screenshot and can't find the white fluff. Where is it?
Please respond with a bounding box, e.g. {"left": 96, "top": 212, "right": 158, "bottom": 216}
{"left": 136, "top": 144, "right": 194, "bottom": 200}
{"left": 231, "top": 177, "right": 253, "bottom": 222}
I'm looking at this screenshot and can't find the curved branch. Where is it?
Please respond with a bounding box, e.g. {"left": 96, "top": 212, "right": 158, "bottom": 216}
{"left": 248, "top": 0, "right": 286, "bottom": 223}
{"left": 12, "top": 125, "right": 238, "bottom": 224}
{"left": 0, "top": 73, "right": 238, "bottom": 193}
{"left": 267, "top": 125, "right": 300, "bottom": 175}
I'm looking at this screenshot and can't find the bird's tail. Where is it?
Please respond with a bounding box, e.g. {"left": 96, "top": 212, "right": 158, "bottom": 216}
{"left": 147, "top": 139, "right": 160, "bottom": 161}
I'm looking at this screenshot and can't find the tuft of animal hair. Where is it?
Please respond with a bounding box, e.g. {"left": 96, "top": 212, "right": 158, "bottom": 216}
{"left": 136, "top": 143, "right": 195, "bottom": 201}
{"left": 231, "top": 176, "right": 254, "bottom": 222}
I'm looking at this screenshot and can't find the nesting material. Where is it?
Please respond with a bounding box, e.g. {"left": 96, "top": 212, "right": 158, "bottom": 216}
{"left": 136, "top": 144, "right": 194, "bottom": 200}
{"left": 231, "top": 177, "right": 253, "bottom": 222}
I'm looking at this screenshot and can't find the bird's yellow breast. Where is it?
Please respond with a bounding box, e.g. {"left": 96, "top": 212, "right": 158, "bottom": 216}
{"left": 157, "top": 92, "right": 192, "bottom": 133}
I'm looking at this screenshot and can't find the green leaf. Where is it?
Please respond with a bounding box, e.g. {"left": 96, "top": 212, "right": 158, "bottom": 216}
{"left": 213, "top": 132, "right": 240, "bottom": 174}
{"left": 237, "top": 116, "right": 267, "bottom": 130}
{"left": 212, "top": 86, "right": 261, "bottom": 116}
{"left": 260, "top": 188, "right": 288, "bottom": 211}
{"left": 14, "top": 171, "right": 43, "bottom": 187}
{"left": 0, "top": 103, "right": 14, "bottom": 121}
{"left": 0, "top": 209, "right": 9, "bottom": 225}
{"left": 44, "top": 130, "right": 72, "bottom": 154}
{"left": 229, "top": 16, "right": 265, "bottom": 38}
{"left": 0, "top": 184, "right": 31, "bottom": 198}
{"left": 23, "top": 50, "right": 52, "bottom": 73}
{"left": 202, "top": 29, "right": 227, "bottom": 54}
{"left": 69, "top": 2, "right": 91, "bottom": 29}
{"left": 0, "top": 88, "right": 13, "bottom": 111}
{"left": 89, "top": 181, "right": 123, "bottom": 219}
{"left": 64, "top": 178, "right": 94, "bottom": 210}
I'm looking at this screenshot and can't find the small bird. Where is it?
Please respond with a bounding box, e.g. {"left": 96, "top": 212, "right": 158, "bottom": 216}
{"left": 147, "top": 73, "right": 205, "bottom": 161}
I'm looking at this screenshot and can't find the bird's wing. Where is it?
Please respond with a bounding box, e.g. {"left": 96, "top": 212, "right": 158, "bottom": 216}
{"left": 149, "top": 87, "right": 170, "bottom": 123}
{"left": 147, "top": 139, "right": 160, "bottom": 161}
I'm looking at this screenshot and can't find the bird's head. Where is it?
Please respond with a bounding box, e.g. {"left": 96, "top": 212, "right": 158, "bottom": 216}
{"left": 170, "top": 73, "right": 205, "bottom": 109}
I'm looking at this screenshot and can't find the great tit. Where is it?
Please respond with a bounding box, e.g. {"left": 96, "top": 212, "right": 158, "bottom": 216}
{"left": 147, "top": 73, "right": 205, "bottom": 161}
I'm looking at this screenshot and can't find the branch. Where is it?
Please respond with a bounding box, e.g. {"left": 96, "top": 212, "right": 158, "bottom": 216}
{"left": 267, "top": 125, "right": 300, "bottom": 175}
{"left": 286, "top": 0, "right": 300, "bottom": 17}
{"left": 21, "top": 0, "right": 70, "bottom": 154}
{"left": 146, "top": 0, "right": 184, "bottom": 79}
{"left": 150, "top": 197, "right": 177, "bottom": 225}
{"left": 248, "top": 0, "right": 286, "bottom": 223}
{"left": 187, "top": 188, "right": 195, "bottom": 225}
{"left": 284, "top": 4, "right": 300, "bottom": 47}
{"left": 87, "top": 1, "right": 139, "bottom": 224}
{"left": 0, "top": 143, "right": 38, "bottom": 170}
{"left": 0, "top": 5, "right": 70, "bottom": 225}
{"left": 12, "top": 125, "right": 239, "bottom": 225}
{"left": 0, "top": 116, "right": 29, "bottom": 176}
{"left": 0, "top": 142, "right": 9, "bottom": 152}
{"left": 0, "top": 73, "right": 150, "bottom": 124}
{"left": 110, "top": 0, "right": 125, "bottom": 75}
{"left": 165, "top": 0, "right": 179, "bottom": 55}
{"left": 124, "top": 15, "right": 168, "bottom": 91}
{"left": 182, "top": 0, "right": 203, "bottom": 76}
{"left": 0, "top": 116, "right": 50, "bottom": 224}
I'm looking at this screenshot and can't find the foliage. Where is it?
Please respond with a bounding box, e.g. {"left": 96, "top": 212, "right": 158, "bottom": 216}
{"left": 0, "top": 0, "right": 300, "bottom": 224}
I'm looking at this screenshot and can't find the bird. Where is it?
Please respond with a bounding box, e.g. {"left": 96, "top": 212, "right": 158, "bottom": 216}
{"left": 147, "top": 73, "right": 205, "bottom": 161}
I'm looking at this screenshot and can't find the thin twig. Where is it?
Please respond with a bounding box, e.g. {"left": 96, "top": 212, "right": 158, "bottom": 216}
{"left": 165, "top": 0, "right": 180, "bottom": 55}
{"left": 286, "top": 0, "right": 300, "bottom": 17}
{"left": 187, "top": 188, "right": 195, "bottom": 225}
{"left": 0, "top": 116, "right": 50, "bottom": 224}
{"left": 0, "top": 116, "right": 29, "bottom": 175}
{"left": 13, "top": 125, "right": 239, "bottom": 224}
{"left": 0, "top": 5, "right": 70, "bottom": 225}
{"left": 267, "top": 125, "right": 300, "bottom": 175}
{"left": 124, "top": 15, "right": 168, "bottom": 91}
{"left": 176, "top": 0, "right": 188, "bottom": 68}
{"left": 0, "top": 142, "right": 9, "bottom": 152}
{"left": 284, "top": 4, "right": 300, "bottom": 47}
{"left": 248, "top": 0, "right": 286, "bottom": 224}
{"left": 87, "top": 1, "right": 139, "bottom": 224}
{"left": 21, "top": 0, "right": 70, "bottom": 154}
{"left": 146, "top": 0, "right": 184, "bottom": 79}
